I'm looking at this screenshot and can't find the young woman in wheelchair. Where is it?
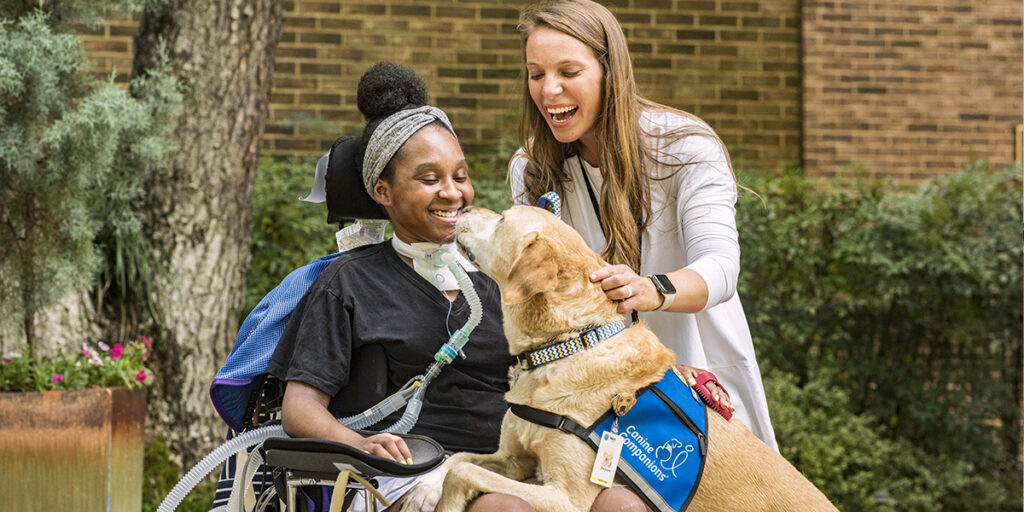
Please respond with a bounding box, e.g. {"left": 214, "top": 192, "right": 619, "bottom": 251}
{"left": 266, "top": 62, "right": 516, "bottom": 511}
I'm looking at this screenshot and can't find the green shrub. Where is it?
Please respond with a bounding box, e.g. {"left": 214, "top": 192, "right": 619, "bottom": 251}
{"left": 245, "top": 156, "right": 338, "bottom": 313}
{"left": 142, "top": 436, "right": 215, "bottom": 512}
{"left": 0, "top": 8, "right": 179, "bottom": 348}
{"left": 472, "top": 176, "right": 513, "bottom": 212}
{"left": 738, "top": 163, "right": 1022, "bottom": 509}
{"left": 766, "top": 371, "right": 1015, "bottom": 511}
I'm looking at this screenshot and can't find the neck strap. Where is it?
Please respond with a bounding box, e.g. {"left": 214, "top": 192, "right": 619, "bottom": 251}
{"left": 575, "top": 155, "right": 642, "bottom": 325}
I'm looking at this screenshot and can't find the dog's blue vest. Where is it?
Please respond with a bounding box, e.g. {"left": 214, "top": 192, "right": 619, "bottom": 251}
{"left": 509, "top": 366, "right": 707, "bottom": 512}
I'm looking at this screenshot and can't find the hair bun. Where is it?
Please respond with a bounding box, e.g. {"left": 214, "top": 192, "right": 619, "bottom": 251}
{"left": 356, "top": 62, "right": 429, "bottom": 121}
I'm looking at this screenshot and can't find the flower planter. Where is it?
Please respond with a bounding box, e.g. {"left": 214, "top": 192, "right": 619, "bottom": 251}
{"left": 0, "top": 386, "right": 146, "bottom": 511}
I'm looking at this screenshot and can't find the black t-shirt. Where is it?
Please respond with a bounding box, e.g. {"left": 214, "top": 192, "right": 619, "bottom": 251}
{"left": 267, "top": 242, "right": 513, "bottom": 453}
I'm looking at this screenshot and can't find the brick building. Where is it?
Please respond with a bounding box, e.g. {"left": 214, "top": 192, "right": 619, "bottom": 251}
{"left": 80, "top": 0, "right": 1021, "bottom": 183}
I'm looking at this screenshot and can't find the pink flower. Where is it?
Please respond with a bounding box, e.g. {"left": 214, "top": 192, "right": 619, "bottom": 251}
{"left": 142, "top": 351, "right": 150, "bottom": 360}
{"left": 109, "top": 344, "right": 123, "bottom": 360}
{"left": 51, "top": 374, "right": 63, "bottom": 383}
{"left": 142, "top": 335, "right": 152, "bottom": 347}
{"left": 98, "top": 341, "right": 110, "bottom": 351}
{"left": 2, "top": 357, "right": 11, "bottom": 364}
{"left": 81, "top": 344, "right": 91, "bottom": 356}
{"left": 135, "top": 370, "right": 147, "bottom": 383}
{"left": 88, "top": 356, "right": 103, "bottom": 365}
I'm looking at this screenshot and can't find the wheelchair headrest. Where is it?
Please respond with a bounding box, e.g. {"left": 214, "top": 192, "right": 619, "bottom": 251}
{"left": 325, "top": 136, "right": 388, "bottom": 225}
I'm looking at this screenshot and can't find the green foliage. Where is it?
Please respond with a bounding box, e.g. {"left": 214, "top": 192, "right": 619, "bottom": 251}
{"left": 0, "top": 336, "right": 153, "bottom": 392}
{"left": 245, "top": 156, "right": 339, "bottom": 313}
{"left": 0, "top": 10, "right": 181, "bottom": 345}
{"left": 465, "top": 119, "right": 519, "bottom": 181}
{"left": 95, "top": 46, "right": 184, "bottom": 318}
{"left": 0, "top": 0, "right": 146, "bottom": 30}
{"left": 472, "top": 176, "right": 514, "bottom": 213}
{"left": 766, "top": 371, "right": 1016, "bottom": 511}
{"left": 143, "top": 436, "right": 215, "bottom": 512}
{"left": 737, "top": 163, "right": 1022, "bottom": 509}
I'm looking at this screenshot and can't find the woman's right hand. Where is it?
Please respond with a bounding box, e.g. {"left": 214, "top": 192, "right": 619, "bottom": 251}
{"left": 357, "top": 432, "right": 414, "bottom": 464}
{"left": 282, "top": 381, "right": 414, "bottom": 464}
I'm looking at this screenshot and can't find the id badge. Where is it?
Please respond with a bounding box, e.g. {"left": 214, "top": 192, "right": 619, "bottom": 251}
{"left": 590, "top": 430, "right": 625, "bottom": 487}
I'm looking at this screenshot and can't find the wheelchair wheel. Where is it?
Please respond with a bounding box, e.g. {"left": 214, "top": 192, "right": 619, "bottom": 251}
{"left": 254, "top": 484, "right": 279, "bottom": 512}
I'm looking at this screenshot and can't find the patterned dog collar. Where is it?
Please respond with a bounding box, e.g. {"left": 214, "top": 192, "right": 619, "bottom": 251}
{"left": 516, "top": 320, "right": 626, "bottom": 369}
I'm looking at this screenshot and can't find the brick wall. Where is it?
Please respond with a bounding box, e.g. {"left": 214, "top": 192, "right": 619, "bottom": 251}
{"left": 78, "top": 0, "right": 802, "bottom": 174}
{"left": 803, "top": 1, "right": 1023, "bottom": 182}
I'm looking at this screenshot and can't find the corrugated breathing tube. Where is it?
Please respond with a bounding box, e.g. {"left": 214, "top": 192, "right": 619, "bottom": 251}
{"left": 157, "top": 248, "right": 481, "bottom": 512}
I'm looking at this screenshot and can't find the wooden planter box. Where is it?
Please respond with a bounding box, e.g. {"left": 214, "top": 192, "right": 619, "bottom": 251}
{"left": 0, "top": 386, "right": 146, "bottom": 511}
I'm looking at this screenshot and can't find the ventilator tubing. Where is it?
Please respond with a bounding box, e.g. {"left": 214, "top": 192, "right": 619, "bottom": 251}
{"left": 158, "top": 249, "right": 483, "bottom": 512}
{"left": 383, "top": 252, "right": 483, "bottom": 434}
{"left": 156, "top": 393, "right": 413, "bottom": 512}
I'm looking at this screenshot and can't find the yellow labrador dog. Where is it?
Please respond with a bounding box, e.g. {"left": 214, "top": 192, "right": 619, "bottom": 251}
{"left": 401, "top": 205, "right": 836, "bottom": 512}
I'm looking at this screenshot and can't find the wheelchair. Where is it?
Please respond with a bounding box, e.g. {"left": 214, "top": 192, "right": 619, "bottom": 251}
{"left": 214, "top": 344, "right": 445, "bottom": 512}
{"left": 205, "top": 135, "right": 452, "bottom": 512}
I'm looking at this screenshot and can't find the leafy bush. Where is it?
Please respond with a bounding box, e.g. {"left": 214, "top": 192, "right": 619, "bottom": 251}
{"left": 245, "top": 156, "right": 338, "bottom": 313}
{"left": 472, "top": 176, "right": 513, "bottom": 212}
{"left": 0, "top": 6, "right": 180, "bottom": 348}
{"left": 766, "top": 371, "right": 1015, "bottom": 511}
{"left": 738, "top": 162, "right": 1022, "bottom": 509}
{"left": 142, "top": 436, "right": 215, "bottom": 512}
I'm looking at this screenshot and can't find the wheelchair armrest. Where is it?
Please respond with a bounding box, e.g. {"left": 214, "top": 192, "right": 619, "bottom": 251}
{"left": 261, "top": 433, "right": 444, "bottom": 479}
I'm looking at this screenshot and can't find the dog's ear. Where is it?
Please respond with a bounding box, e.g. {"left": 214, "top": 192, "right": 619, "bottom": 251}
{"left": 503, "top": 232, "right": 559, "bottom": 305}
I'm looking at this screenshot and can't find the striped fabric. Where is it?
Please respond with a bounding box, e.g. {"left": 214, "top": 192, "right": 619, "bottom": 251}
{"left": 517, "top": 320, "right": 626, "bottom": 369}
{"left": 210, "top": 430, "right": 276, "bottom": 511}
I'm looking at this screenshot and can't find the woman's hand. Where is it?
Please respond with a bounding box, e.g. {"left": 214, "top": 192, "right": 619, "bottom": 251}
{"left": 356, "top": 432, "right": 414, "bottom": 465}
{"left": 590, "top": 264, "right": 662, "bottom": 313}
{"left": 282, "top": 381, "right": 413, "bottom": 464}
{"left": 591, "top": 265, "right": 710, "bottom": 314}
{"left": 674, "top": 364, "right": 734, "bottom": 413}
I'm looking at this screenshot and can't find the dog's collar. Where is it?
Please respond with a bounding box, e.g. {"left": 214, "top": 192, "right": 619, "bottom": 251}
{"left": 515, "top": 320, "right": 626, "bottom": 369}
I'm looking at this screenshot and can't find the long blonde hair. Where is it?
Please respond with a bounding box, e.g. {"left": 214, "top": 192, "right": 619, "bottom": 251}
{"left": 516, "top": 0, "right": 733, "bottom": 270}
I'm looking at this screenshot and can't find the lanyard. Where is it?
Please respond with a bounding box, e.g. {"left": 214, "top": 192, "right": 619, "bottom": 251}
{"left": 577, "top": 154, "right": 603, "bottom": 232}
{"left": 577, "top": 154, "right": 641, "bottom": 324}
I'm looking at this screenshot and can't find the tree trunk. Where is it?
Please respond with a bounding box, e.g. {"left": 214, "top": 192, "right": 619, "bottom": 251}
{"left": 132, "top": 0, "right": 283, "bottom": 468}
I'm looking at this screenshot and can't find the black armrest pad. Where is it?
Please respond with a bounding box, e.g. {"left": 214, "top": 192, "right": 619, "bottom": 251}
{"left": 261, "top": 432, "right": 444, "bottom": 478}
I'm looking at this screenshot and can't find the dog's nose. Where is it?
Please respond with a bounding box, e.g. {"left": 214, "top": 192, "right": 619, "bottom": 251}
{"left": 461, "top": 206, "right": 473, "bottom": 214}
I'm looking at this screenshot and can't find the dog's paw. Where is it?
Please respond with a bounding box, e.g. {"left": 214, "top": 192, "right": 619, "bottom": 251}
{"left": 400, "top": 467, "right": 447, "bottom": 512}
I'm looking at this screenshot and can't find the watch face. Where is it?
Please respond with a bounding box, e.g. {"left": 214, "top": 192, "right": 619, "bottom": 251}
{"left": 651, "top": 274, "right": 676, "bottom": 294}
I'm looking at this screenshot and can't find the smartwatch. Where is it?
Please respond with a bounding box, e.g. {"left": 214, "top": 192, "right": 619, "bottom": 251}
{"left": 648, "top": 274, "right": 676, "bottom": 311}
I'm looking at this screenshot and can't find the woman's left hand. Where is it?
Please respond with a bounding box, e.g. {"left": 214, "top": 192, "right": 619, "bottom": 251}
{"left": 674, "top": 364, "right": 733, "bottom": 413}
{"left": 590, "top": 264, "right": 662, "bottom": 313}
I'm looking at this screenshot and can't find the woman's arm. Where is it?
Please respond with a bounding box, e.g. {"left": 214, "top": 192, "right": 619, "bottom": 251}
{"left": 591, "top": 133, "right": 738, "bottom": 314}
{"left": 281, "top": 380, "right": 413, "bottom": 464}
{"left": 508, "top": 150, "right": 531, "bottom": 206}
{"left": 589, "top": 265, "right": 708, "bottom": 314}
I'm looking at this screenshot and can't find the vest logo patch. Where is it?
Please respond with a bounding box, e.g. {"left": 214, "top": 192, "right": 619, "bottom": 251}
{"left": 655, "top": 438, "right": 694, "bottom": 478}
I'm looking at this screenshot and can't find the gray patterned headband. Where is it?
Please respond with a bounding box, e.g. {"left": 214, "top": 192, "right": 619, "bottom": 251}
{"left": 362, "top": 105, "right": 456, "bottom": 198}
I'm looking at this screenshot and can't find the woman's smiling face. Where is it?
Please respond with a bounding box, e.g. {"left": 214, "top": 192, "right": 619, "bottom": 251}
{"left": 525, "top": 26, "right": 604, "bottom": 153}
{"left": 373, "top": 125, "right": 473, "bottom": 244}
